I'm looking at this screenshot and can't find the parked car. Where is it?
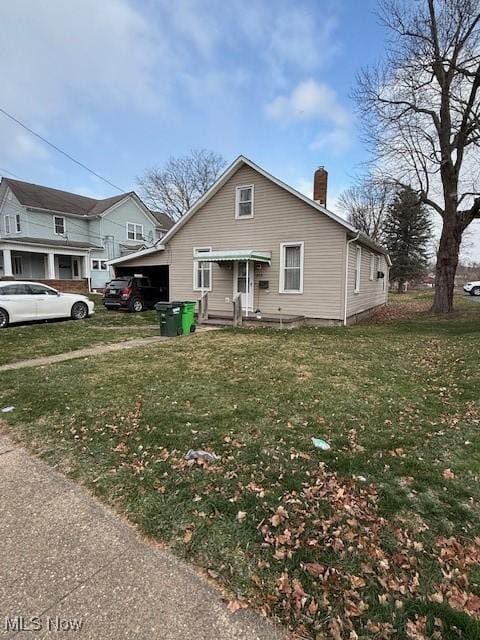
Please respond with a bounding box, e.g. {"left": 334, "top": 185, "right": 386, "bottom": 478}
{"left": 463, "top": 281, "right": 480, "bottom": 296}
{"left": 103, "top": 275, "right": 165, "bottom": 312}
{"left": 0, "top": 281, "right": 94, "bottom": 328}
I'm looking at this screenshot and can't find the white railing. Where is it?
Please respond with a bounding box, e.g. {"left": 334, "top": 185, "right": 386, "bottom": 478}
{"left": 198, "top": 292, "right": 209, "bottom": 323}
{"left": 232, "top": 293, "right": 243, "bottom": 327}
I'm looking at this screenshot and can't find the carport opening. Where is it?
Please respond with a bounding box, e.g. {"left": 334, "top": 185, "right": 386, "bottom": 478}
{"left": 114, "top": 265, "right": 169, "bottom": 301}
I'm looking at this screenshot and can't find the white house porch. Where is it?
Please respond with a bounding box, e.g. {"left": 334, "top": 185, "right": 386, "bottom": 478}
{"left": 0, "top": 241, "right": 93, "bottom": 291}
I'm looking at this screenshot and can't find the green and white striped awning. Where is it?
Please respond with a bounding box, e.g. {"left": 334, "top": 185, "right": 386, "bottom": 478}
{"left": 192, "top": 250, "right": 271, "bottom": 264}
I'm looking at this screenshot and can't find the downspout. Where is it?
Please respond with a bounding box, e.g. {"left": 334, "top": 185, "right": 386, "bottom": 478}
{"left": 343, "top": 232, "right": 360, "bottom": 326}
{"left": 87, "top": 248, "right": 92, "bottom": 293}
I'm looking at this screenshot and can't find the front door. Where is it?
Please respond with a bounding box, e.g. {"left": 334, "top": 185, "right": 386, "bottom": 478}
{"left": 72, "top": 258, "right": 81, "bottom": 280}
{"left": 234, "top": 261, "right": 254, "bottom": 312}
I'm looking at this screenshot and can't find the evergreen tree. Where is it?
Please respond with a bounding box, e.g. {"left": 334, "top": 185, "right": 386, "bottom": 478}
{"left": 384, "top": 187, "right": 432, "bottom": 292}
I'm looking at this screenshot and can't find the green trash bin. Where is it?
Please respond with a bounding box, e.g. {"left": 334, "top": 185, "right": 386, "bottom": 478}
{"left": 155, "top": 302, "right": 182, "bottom": 337}
{"left": 180, "top": 301, "right": 197, "bottom": 335}
{"left": 172, "top": 301, "right": 197, "bottom": 335}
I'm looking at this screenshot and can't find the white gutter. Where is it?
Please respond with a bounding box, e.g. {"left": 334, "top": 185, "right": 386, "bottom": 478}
{"left": 343, "top": 232, "right": 360, "bottom": 326}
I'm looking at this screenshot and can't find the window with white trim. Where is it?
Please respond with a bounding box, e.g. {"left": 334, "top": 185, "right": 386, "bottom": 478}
{"left": 375, "top": 255, "right": 380, "bottom": 278}
{"left": 369, "top": 253, "right": 375, "bottom": 280}
{"left": 4, "top": 215, "right": 11, "bottom": 234}
{"left": 54, "top": 216, "right": 65, "bottom": 235}
{"left": 127, "top": 222, "right": 143, "bottom": 240}
{"left": 279, "top": 242, "right": 304, "bottom": 293}
{"left": 15, "top": 213, "right": 21, "bottom": 233}
{"left": 193, "top": 247, "right": 212, "bottom": 291}
{"left": 354, "top": 246, "right": 361, "bottom": 293}
{"left": 235, "top": 185, "right": 254, "bottom": 218}
{"left": 91, "top": 259, "right": 108, "bottom": 271}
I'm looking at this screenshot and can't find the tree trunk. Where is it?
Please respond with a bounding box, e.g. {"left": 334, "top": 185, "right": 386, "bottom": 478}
{"left": 432, "top": 217, "right": 462, "bottom": 313}
{"left": 397, "top": 278, "right": 405, "bottom": 293}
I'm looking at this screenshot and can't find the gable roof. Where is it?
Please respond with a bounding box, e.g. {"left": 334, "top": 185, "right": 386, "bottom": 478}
{"left": 2, "top": 178, "right": 130, "bottom": 217}
{"left": 109, "top": 156, "right": 389, "bottom": 265}
{"left": 150, "top": 210, "right": 175, "bottom": 230}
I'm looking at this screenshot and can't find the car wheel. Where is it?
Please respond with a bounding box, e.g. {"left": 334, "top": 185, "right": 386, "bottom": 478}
{"left": 472, "top": 287, "right": 480, "bottom": 296}
{"left": 130, "top": 298, "right": 144, "bottom": 312}
{"left": 0, "top": 308, "right": 9, "bottom": 329}
{"left": 71, "top": 302, "right": 88, "bottom": 320}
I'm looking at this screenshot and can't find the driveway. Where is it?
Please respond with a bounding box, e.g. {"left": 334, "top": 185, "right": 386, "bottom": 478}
{"left": 0, "top": 437, "right": 284, "bottom": 640}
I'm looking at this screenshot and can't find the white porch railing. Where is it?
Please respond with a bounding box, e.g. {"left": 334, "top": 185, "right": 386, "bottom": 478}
{"left": 232, "top": 293, "right": 243, "bottom": 327}
{"left": 198, "top": 292, "right": 209, "bottom": 323}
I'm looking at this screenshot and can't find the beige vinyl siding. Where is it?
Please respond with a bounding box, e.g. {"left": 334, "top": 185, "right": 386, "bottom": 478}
{"left": 346, "top": 243, "right": 388, "bottom": 317}
{"left": 128, "top": 165, "right": 347, "bottom": 319}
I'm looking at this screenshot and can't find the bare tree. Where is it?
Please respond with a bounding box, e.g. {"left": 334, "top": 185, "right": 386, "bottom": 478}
{"left": 338, "top": 178, "right": 392, "bottom": 243}
{"left": 138, "top": 149, "right": 227, "bottom": 222}
{"left": 356, "top": 0, "right": 480, "bottom": 313}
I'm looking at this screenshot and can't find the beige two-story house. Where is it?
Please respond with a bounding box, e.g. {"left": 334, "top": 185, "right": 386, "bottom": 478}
{"left": 110, "top": 156, "right": 390, "bottom": 325}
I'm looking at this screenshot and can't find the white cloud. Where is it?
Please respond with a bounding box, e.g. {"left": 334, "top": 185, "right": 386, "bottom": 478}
{"left": 266, "top": 80, "right": 349, "bottom": 125}
{"left": 0, "top": 0, "right": 162, "bottom": 164}
{"left": 266, "top": 79, "right": 353, "bottom": 154}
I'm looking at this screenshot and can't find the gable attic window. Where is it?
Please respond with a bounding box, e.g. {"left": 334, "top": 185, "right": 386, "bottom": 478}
{"left": 235, "top": 185, "right": 254, "bottom": 218}
{"left": 4, "top": 215, "right": 11, "bottom": 234}
{"left": 54, "top": 216, "right": 65, "bottom": 235}
{"left": 127, "top": 222, "right": 143, "bottom": 240}
{"left": 279, "top": 242, "right": 304, "bottom": 293}
{"left": 15, "top": 213, "right": 21, "bottom": 233}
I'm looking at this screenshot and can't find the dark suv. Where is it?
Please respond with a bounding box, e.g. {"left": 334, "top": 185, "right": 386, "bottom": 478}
{"left": 103, "top": 276, "right": 164, "bottom": 312}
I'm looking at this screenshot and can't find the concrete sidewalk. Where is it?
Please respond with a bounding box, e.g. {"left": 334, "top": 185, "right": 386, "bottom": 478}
{"left": 0, "top": 437, "right": 284, "bottom": 639}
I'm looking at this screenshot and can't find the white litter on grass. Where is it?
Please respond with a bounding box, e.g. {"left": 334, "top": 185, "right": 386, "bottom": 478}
{"left": 311, "top": 437, "right": 331, "bottom": 451}
{"left": 1, "top": 406, "right": 14, "bottom": 413}
{"left": 183, "top": 449, "right": 219, "bottom": 463}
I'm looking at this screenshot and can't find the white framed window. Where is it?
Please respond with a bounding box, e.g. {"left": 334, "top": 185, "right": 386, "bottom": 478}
{"left": 354, "top": 246, "right": 361, "bottom": 293}
{"left": 235, "top": 185, "right": 254, "bottom": 218}
{"left": 369, "top": 253, "right": 375, "bottom": 280}
{"left": 4, "top": 215, "right": 11, "bottom": 234}
{"left": 54, "top": 215, "right": 65, "bottom": 235}
{"left": 375, "top": 255, "right": 380, "bottom": 278}
{"left": 15, "top": 213, "right": 21, "bottom": 233}
{"left": 279, "top": 242, "right": 304, "bottom": 294}
{"left": 127, "top": 222, "right": 143, "bottom": 240}
{"left": 91, "top": 259, "right": 108, "bottom": 271}
{"left": 193, "top": 247, "right": 212, "bottom": 291}
{"left": 12, "top": 256, "right": 22, "bottom": 275}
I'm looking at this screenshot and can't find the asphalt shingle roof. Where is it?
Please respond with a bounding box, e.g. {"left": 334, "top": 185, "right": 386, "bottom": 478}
{"left": 3, "top": 178, "right": 132, "bottom": 217}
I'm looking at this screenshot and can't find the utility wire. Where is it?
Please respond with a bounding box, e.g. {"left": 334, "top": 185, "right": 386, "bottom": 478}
{"left": 0, "top": 106, "right": 125, "bottom": 193}
{"left": 0, "top": 166, "right": 22, "bottom": 180}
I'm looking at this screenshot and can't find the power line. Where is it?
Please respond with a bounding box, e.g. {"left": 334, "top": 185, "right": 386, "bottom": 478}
{"left": 0, "top": 166, "right": 22, "bottom": 180}
{"left": 0, "top": 106, "right": 125, "bottom": 193}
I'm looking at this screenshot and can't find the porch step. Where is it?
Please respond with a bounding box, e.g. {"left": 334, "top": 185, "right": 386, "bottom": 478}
{"left": 200, "top": 318, "right": 234, "bottom": 327}
{"left": 199, "top": 313, "right": 306, "bottom": 329}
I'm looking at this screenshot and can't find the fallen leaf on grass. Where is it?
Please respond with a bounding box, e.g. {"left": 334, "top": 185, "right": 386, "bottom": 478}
{"left": 442, "top": 468, "right": 455, "bottom": 480}
{"left": 236, "top": 511, "right": 247, "bottom": 523}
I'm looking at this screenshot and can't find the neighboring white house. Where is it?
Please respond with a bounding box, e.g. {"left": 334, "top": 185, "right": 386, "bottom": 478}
{"left": 0, "top": 178, "right": 173, "bottom": 290}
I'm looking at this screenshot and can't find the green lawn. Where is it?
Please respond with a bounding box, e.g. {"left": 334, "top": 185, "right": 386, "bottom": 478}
{"left": 0, "top": 294, "right": 158, "bottom": 365}
{"left": 1, "top": 291, "right": 479, "bottom": 638}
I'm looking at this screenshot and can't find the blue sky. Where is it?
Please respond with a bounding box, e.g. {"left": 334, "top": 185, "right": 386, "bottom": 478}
{"left": 0, "top": 0, "right": 386, "bottom": 210}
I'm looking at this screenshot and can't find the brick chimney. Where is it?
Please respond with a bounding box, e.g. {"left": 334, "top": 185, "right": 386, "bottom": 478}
{"left": 313, "top": 166, "right": 328, "bottom": 207}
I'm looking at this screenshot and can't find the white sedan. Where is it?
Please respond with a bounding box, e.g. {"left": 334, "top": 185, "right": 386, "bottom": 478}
{"left": 463, "top": 281, "right": 480, "bottom": 296}
{"left": 0, "top": 281, "right": 94, "bottom": 328}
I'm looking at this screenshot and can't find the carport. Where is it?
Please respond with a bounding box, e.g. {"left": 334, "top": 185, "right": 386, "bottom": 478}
{"left": 113, "top": 264, "right": 169, "bottom": 301}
